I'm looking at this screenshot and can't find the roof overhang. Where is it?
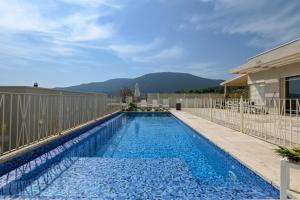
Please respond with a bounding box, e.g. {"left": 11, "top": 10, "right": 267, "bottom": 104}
{"left": 220, "top": 74, "right": 248, "bottom": 87}
{"left": 231, "top": 38, "right": 300, "bottom": 74}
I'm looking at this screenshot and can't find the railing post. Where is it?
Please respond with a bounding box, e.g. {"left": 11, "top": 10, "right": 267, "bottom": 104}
{"left": 110, "top": 97, "right": 113, "bottom": 113}
{"left": 94, "top": 94, "right": 97, "bottom": 119}
{"left": 58, "top": 91, "right": 63, "bottom": 133}
{"left": 240, "top": 96, "right": 244, "bottom": 133}
{"left": 210, "top": 97, "right": 213, "bottom": 121}
{"left": 120, "top": 98, "right": 122, "bottom": 110}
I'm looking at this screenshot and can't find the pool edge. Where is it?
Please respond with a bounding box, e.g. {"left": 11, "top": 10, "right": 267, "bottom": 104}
{"left": 170, "top": 113, "right": 282, "bottom": 189}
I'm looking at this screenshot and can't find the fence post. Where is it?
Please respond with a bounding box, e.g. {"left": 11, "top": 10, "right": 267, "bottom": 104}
{"left": 110, "top": 97, "right": 113, "bottom": 113}
{"left": 240, "top": 96, "right": 244, "bottom": 133}
{"left": 58, "top": 91, "right": 63, "bottom": 133}
{"left": 210, "top": 97, "right": 213, "bottom": 121}
{"left": 94, "top": 94, "right": 97, "bottom": 119}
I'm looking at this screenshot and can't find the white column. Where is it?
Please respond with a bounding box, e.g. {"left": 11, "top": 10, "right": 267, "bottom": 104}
{"left": 280, "top": 159, "right": 300, "bottom": 200}
{"left": 280, "top": 159, "right": 288, "bottom": 200}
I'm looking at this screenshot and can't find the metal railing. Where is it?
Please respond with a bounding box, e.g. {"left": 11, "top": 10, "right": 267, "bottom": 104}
{"left": 182, "top": 97, "right": 300, "bottom": 147}
{"left": 0, "top": 92, "right": 122, "bottom": 156}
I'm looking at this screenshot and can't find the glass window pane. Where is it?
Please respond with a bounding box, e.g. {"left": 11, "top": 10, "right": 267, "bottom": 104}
{"left": 286, "top": 75, "right": 300, "bottom": 98}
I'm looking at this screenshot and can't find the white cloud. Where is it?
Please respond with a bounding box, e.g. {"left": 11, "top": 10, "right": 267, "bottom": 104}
{"left": 133, "top": 46, "right": 185, "bottom": 63}
{"left": 0, "top": 0, "right": 189, "bottom": 67}
{"left": 0, "top": 0, "right": 121, "bottom": 62}
{"left": 108, "top": 38, "right": 185, "bottom": 63}
{"left": 150, "top": 46, "right": 184, "bottom": 60}
{"left": 61, "top": 0, "right": 124, "bottom": 9}
{"left": 0, "top": 1, "right": 45, "bottom": 32}
{"left": 0, "top": 0, "right": 127, "bottom": 74}
{"left": 183, "top": 0, "right": 300, "bottom": 48}
{"left": 60, "top": 13, "right": 115, "bottom": 42}
{"left": 0, "top": 0, "right": 117, "bottom": 42}
{"left": 109, "top": 38, "right": 162, "bottom": 57}
{"left": 0, "top": 0, "right": 184, "bottom": 67}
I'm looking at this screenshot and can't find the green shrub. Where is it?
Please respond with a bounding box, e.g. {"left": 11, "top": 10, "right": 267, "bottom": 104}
{"left": 276, "top": 146, "right": 300, "bottom": 163}
{"left": 125, "top": 102, "right": 138, "bottom": 111}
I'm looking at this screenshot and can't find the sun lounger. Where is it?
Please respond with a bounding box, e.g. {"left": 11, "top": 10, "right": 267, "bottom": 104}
{"left": 162, "top": 99, "right": 169, "bottom": 110}
{"left": 140, "top": 99, "right": 147, "bottom": 109}
{"left": 152, "top": 99, "right": 159, "bottom": 109}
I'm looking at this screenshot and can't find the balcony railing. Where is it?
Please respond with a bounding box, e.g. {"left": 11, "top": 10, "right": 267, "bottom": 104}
{"left": 182, "top": 97, "right": 300, "bottom": 147}
{"left": 0, "top": 92, "right": 122, "bottom": 156}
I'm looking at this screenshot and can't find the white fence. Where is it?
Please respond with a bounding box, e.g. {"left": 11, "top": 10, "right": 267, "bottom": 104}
{"left": 182, "top": 97, "right": 300, "bottom": 147}
{"left": 0, "top": 92, "right": 122, "bottom": 156}
{"left": 147, "top": 93, "right": 224, "bottom": 108}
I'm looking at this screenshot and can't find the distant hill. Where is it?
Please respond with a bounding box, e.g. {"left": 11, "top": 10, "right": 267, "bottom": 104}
{"left": 57, "top": 72, "right": 223, "bottom": 95}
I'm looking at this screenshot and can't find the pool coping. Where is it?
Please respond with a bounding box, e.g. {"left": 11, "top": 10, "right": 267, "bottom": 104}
{"left": 171, "top": 110, "right": 300, "bottom": 199}
{"left": 0, "top": 111, "right": 121, "bottom": 176}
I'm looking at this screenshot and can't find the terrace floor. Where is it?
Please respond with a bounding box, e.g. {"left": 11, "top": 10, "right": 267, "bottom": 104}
{"left": 171, "top": 109, "right": 300, "bottom": 199}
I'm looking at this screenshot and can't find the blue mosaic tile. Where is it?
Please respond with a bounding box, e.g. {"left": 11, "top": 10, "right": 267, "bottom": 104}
{"left": 15, "top": 158, "right": 202, "bottom": 199}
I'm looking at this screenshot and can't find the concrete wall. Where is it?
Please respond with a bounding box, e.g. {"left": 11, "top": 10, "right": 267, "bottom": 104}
{"left": 248, "top": 62, "right": 300, "bottom": 103}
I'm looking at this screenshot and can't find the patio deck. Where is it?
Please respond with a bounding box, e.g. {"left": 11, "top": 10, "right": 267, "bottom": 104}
{"left": 171, "top": 109, "right": 300, "bottom": 199}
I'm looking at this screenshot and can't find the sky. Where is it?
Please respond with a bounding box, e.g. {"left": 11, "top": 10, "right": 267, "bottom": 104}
{"left": 0, "top": 0, "right": 300, "bottom": 87}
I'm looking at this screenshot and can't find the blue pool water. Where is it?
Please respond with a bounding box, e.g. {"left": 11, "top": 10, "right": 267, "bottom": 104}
{"left": 0, "top": 113, "right": 279, "bottom": 199}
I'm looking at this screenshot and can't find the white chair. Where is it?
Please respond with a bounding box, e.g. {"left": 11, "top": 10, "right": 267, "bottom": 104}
{"left": 152, "top": 99, "right": 159, "bottom": 109}
{"left": 140, "top": 99, "right": 147, "bottom": 109}
{"left": 162, "top": 99, "right": 169, "bottom": 110}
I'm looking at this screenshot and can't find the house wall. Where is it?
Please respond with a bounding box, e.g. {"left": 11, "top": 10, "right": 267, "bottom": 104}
{"left": 247, "top": 62, "right": 300, "bottom": 103}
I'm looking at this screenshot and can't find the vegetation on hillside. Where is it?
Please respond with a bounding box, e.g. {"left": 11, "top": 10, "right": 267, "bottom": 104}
{"left": 175, "top": 86, "right": 224, "bottom": 94}
{"left": 175, "top": 86, "right": 249, "bottom": 99}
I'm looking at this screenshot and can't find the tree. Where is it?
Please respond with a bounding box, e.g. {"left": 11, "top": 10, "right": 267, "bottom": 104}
{"left": 118, "top": 86, "right": 133, "bottom": 102}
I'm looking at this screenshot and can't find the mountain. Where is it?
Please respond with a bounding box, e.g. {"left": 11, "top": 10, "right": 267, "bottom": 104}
{"left": 57, "top": 72, "right": 223, "bottom": 95}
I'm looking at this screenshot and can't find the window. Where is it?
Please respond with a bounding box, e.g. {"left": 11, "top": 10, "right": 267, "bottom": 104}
{"left": 286, "top": 75, "right": 300, "bottom": 98}
{"left": 285, "top": 75, "right": 300, "bottom": 113}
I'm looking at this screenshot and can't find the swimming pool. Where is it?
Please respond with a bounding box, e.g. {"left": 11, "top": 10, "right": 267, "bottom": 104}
{"left": 0, "top": 112, "right": 279, "bottom": 199}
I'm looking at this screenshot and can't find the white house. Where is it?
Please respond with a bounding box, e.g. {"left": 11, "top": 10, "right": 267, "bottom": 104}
{"left": 222, "top": 38, "right": 300, "bottom": 105}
